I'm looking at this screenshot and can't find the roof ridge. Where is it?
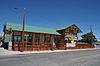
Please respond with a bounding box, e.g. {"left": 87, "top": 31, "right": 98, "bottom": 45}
{"left": 56, "top": 24, "right": 75, "bottom": 30}
{"left": 6, "top": 22, "right": 56, "bottom": 31}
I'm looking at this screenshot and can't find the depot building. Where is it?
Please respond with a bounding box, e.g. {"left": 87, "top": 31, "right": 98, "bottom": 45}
{"left": 3, "top": 23, "right": 82, "bottom": 51}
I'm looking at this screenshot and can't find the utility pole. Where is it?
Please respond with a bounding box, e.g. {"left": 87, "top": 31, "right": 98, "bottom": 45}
{"left": 90, "top": 25, "right": 93, "bottom": 33}
{"left": 22, "top": 8, "right": 26, "bottom": 51}
{"left": 90, "top": 25, "right": 93, "bottom": 44}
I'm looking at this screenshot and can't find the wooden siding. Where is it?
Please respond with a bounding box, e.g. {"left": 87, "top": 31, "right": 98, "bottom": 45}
{"left": 4, "top": 30, "right": 95, "bottom": 51}
{"left": 10, "top": 31, "right": 65, "bottom": 51}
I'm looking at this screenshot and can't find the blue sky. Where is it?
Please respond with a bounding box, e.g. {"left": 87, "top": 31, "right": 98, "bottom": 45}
{"left": 0, "top": 0, "right": 100, "bottom": 40}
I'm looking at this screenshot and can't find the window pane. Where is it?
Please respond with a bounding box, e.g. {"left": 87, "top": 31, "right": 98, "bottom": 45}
{"left": 35, "top": 34, "right": 40, "bottom": 43}
{"left": 14, "top": 36, "right": 17, "bottom": 42}
{"left": 35, "top": 37, "right": 40, "bottom": 42}
{"left": 28, "top": 36, "right": 32, "bottom": 42}
{"left": 68, "top": 40, "right": 71, "bottom": 43}
{"left": 18, "top": 36, "right": 21, "bottom": 42}
{"left": 45, "top": 37, "right": 51, "bottom": 43}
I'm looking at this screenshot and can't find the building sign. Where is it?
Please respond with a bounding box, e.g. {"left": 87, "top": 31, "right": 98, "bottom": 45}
{"left": 9, "top": 42, "right": 12, "bottom": 46}
{"left": 8, "top": 41, "right": 12, "bottom": 51}
{"left": 66, "top": 43, "right": 76, "bottom": 47}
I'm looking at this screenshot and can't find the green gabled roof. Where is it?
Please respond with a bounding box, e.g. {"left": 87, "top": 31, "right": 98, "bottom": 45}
{"left": 5, "top": 23, "right": 60, "bottom": 35}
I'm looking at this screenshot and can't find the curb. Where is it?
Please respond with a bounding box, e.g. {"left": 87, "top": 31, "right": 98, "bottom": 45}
{"left": 0, "top": 48, "right": 99, "bottom": 57}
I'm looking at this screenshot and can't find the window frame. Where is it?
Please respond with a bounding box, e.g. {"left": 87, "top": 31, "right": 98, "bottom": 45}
{"left": 13, "top": 35, "right": 22, "bottom": 42}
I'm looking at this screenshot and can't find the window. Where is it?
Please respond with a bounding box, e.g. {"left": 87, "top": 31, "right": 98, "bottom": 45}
{"left": 74, "top": 40, "right": 77, "bottom": 42}
{"left": 44, "top": 37, "right": 51, "bottom": 43}
{"left": 18, "top": 36, "right": 21, "bottom": 41}
{"left": 65, "top": 39, "right": 71, "bottom": 43}
{"left": 35, "top": 33, "right": 40, "bottom": 43}
{"left": 68, "top": 40, "right": 71, "bottom": 43}
{"left": 13, "top": 35, "right": 21, "bottom": 42}
{"left": 28, "top": 36, "right": 32, "bottom": 42}
{"left": 14, "top": 36, "right": 17, "bottom": 42}
{"left": 35, "top": 37, "right": 40, "bottom": 42}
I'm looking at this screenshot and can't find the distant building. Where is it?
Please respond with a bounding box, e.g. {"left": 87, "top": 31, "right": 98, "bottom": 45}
{"left": 96, "top": 42, "right": 100, "bottom": 45}
{"left": 3, "top": 23, "right": 82, "bottom": 51}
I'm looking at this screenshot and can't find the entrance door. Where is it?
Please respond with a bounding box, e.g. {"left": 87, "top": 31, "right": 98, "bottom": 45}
{"left": 65, "top": 39, "right": 75, "bottom": 47}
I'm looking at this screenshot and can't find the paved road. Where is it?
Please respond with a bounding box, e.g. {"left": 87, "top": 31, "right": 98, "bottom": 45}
{"left": 96, "top": 44, "right": 100, "bottom": 48}
{"left": 0, "top": 49, "right": 100, "bottom": 66}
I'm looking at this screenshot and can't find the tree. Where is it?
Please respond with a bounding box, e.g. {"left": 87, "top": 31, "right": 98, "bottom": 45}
{"left": 78, "top": 32, "right": 97, "bottom": 43}
{"left": 0, "top": 35, "right": 2, "bottom": 40}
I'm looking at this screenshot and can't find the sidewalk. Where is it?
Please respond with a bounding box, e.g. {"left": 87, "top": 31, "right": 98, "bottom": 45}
{"left": 0, "top": 47, "right": 99, "bottom": 57}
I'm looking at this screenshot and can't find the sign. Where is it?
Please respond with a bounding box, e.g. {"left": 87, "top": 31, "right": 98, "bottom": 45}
{"left": 8, "top": 42, "right": 12, "bottom": 51}
{"left": 9, "top": 42, "right": 12, "bottom": 46}
{"left": 66, "top": 43, "right": 75, "bottom": 47}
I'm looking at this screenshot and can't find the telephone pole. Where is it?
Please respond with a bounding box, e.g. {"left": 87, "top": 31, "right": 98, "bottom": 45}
{"left": 90, "top": 25, "right": 93, "bottom": 33}
{"left": 22, "top": 8, "right": 26, "bottom": 51}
